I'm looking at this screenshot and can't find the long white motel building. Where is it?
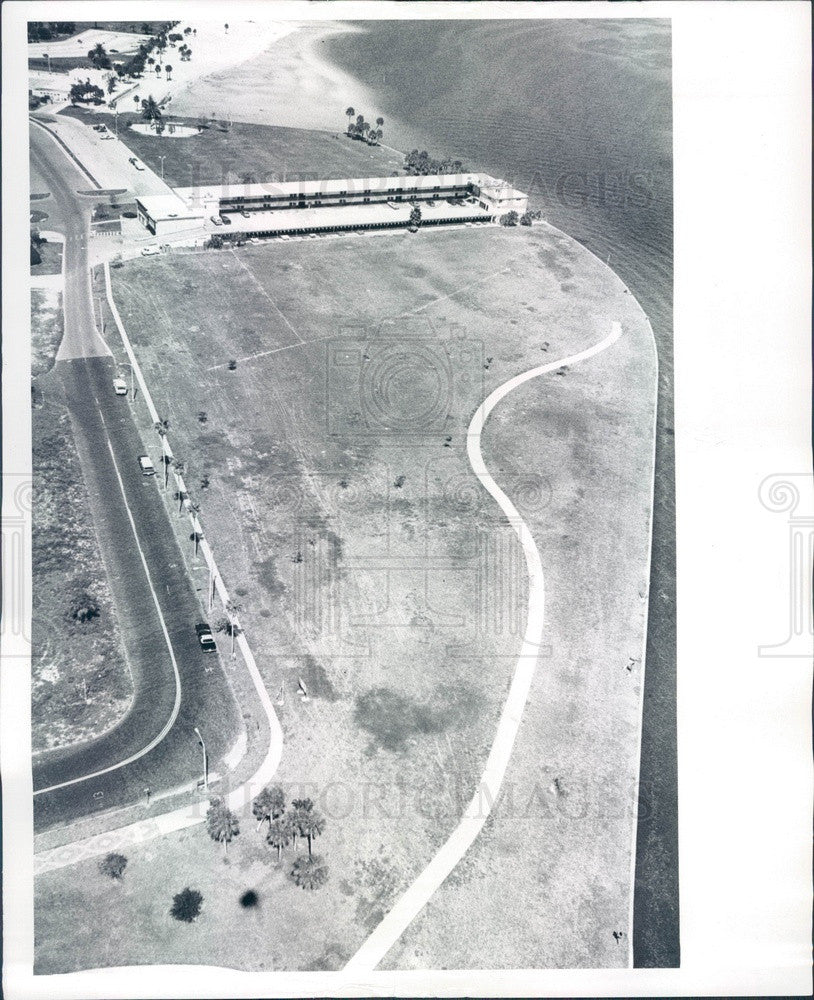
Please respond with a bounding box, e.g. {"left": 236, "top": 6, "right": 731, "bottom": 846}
{"left": 135, "top": 173, "right": 529, "bottom": 238}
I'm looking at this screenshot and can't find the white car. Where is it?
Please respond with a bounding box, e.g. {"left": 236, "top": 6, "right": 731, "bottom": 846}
{"left": 113, "top": 377, "right": 127, "bottom": 395}
{"left": 138, "top": 455, "right": 156, "bottom": 476}
{"left": 210, "top": 215, "right": 222, "bottom": 226}
{"left": 279, "top": 234, "right": 291, "bottom": 241}
{"left": 141, "top": 245, "right": 161, "bottom": 256}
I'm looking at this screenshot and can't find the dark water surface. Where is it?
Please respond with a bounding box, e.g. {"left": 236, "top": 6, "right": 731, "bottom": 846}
{"left": 327, "top": 18, "right": 678, "bottom": 967}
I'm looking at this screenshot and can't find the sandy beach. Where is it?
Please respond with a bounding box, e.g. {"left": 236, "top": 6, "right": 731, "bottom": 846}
{"left": 169, "top": 21, "right": 408, "bottom": 140}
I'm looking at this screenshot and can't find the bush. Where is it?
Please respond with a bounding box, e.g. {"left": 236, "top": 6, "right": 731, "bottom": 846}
{"left": 99, "top": 852, "right": 127, "bottom": 880}
{"left": 519, "top": 211, "right": 533, "bottom": 226}
{"left": 500, "top": 211, "right": 519, "bottom": 227}
{"left": 170, "top": 887, "right": 203, "bottom": 922}
{"left": 290, "top": 854, "right": 329, "bottom": 891}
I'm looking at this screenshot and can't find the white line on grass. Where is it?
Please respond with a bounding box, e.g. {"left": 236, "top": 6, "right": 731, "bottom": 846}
{"left": 33, "top": 405, "right": 183, "bottom": 795}
{"left": 230, "top": 247, "right": 305, "bottom": 345}
{"left": 344, "top": 320, "right": 623, "bottom": 973}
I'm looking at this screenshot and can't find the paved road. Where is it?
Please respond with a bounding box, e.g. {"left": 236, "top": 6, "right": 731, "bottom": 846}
{"left": 30, "top": 123, "right": 243, "bottom": 830}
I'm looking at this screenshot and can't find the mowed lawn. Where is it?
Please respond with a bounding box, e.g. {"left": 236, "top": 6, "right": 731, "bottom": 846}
{"left": 36, "top": 818, "right": 355, "bottom": 972}
{"left": 59, "top": 108, "right": 403, "bottom": 187}
{"left": 36, "top": 224, "right": 656, "bottom": 971}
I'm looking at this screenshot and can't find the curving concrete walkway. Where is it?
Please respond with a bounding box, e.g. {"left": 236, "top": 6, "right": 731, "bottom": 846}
{"left": 344, "top": 321, "right": 623, "bottom": 973}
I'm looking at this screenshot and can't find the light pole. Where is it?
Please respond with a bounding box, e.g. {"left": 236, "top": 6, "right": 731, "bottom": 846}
{"left": 194, "top": 727, "right": 209, "bottom": 791}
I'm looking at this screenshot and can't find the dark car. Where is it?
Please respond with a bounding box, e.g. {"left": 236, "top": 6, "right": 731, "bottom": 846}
{"left": 219, "top": 214, "right": 232, "bottom": 225}
{"left": 195, "top": 623, "right": 216, "bottom": 652}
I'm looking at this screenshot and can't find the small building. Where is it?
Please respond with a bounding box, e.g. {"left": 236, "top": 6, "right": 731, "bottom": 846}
{"left": 134, "top": 194, "right": 206, "bottom": 236}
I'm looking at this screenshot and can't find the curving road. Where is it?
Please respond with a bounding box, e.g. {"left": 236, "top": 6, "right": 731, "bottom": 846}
{"left": 344, "top": 322, "right": 623, "bottom": 973}
{"left": 30, "top": 122, "right": 244, "bottom": 829}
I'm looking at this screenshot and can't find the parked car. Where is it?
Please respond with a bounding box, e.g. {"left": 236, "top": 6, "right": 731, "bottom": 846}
{"left": 138, "top": 455, "right": 155, "bottom": 476}
{"left": 141, "top": 245, "right": 161, "bottom": 256}
{"left": 241, "top": 210, "right": 251, "bottom": 218}
{"left": 195, "top": 623, "right": 217, "bottom": 653}
{"left": 219, "top": 213, "right": 231, "bottom": 225}
{"left": 112, "top": 377, "right": 127, "bottom": 396}
{"left": 133, "top": 161, "right": 145, "bottom": 171}
{"left": 279, "top": 234, "right": 291, "bottom": 241}
{"left": 210, "top": 215, "right": 222, "bottom": 226}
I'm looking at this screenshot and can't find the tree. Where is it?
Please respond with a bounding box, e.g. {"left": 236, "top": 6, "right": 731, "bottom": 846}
{"left": 297, "top": 808, "right": 326, "bottom": 857}
{"left": 205, "top": 797, "right": 239, "bottom": 856}
{"left": 106, "top": 75, "right": 117, "bottom": 95}
{"left": 141, "top": 95, "right": 162, "bottom": 124}
{"left": 68, "top": 79, "right": 104, "bottom": 105}
{"left": 224, "top": 23, "right": 229, "bottom": 33}
{"left": 519, "top": 211, "right": 533, "bottom": 226}
{"left": 170, "top": 887, "right": 203, "bottom": 922}
{"left": 88, "top": 42, "right": 111, "bottom": 69}
{"left": 409, "top": 205, "right": 422, "bottom": 231}
{"left": 220, "top": 599, "right": 243, "bottom": 657}
{"left": 164, "top": 63, "right": 173, "bottom": 80}
{"left": 252, "top": 784, "right": 285, "bottom": 828}
{"left": 345, "top": 106, "right": 355, "bottom": 133}
{"left": 266, "top": 815, "right": 293, "bottom": 861}
{"left": 500, "top": 210, "right": 519, "bottom": 227}
{"left": 375, "top": 116, "right": 384, "bottom": 140}
{"left": 290, "top": 854, "right": 328, "bottom": 890}
{"left": 99, "top": 852, "right": 127, "bottom": 880}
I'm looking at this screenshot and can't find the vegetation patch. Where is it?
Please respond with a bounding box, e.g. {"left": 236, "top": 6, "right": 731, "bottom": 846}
{"left": 31, "top": 341, "right": 132, "bottom": 752}
{"left": 354, "top": 683, "right": 479, "bottom": 752}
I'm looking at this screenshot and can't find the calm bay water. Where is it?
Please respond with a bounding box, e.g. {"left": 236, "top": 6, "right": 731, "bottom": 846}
{"left": 326, "top": 18, "right": 679, "bottom": 966}
{"left": 326, "top": 18, "right": 673, "bottom": 344}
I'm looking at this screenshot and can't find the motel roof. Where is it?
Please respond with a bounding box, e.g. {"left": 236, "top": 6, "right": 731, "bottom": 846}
{"left": 173, "top": 172, "right": 526, "bottom": 205}
{"left": 135, "top": 193, "right": 205, "bottom": 222}
{"left": 205, "top": 199, "right": 492, "bottom": 235}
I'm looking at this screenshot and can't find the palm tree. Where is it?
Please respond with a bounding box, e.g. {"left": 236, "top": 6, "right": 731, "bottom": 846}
{"left": 252, "top": 785, "right": 285, "bottom": 828}
{"left": 267, "top": 815, "right": 293, "bottom": 861}
{"left": 142, "top": 95, "right": 162, "bottom": 124}
{"left": 298, "top": 809, "right": 326, "bottom": 857}
{"left": 376, "top": 115, "right": 384, "bottom": 138}
{"left": 345, "top": 107, "right": 354, "bottom": 133}
{"left": 205, "top": 797, "right": 239, "bottom": 856}
{"left": 164, "top": 63, "right": 172, "bottom": 80}
{"left": 290, "top": 854, "right": 328, "bottom": 890}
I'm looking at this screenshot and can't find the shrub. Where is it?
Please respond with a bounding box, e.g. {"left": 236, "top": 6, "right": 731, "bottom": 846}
{"left": 290, "top": 854, "right": 329, "bottom": 890}
{"left": 519, "top": 211, "right": 533, "bottom": 226}
{"left": 170, "top": 887, "right": 203, "bottom": 922}
{"left": 99, "top": 852, "right": 127, "bottom": 880}
{"left": 500, "top": 210, "right": 519, "bottom": 227}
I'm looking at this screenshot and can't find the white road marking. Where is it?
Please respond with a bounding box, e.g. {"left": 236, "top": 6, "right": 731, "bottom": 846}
{"left": 34, "top": 402, "right": 183, "bottom": 795}
{"left": 344, "top": 321, "right": 623, "bottom": 972}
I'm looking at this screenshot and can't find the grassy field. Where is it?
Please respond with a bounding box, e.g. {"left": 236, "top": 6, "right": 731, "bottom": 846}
{"left": 36, "top": 809, "right": 358, "bottom": 972}
{"left": 58, "top": 108, "right": 404, "bottom": 188}
{"left": 31, "top": 296, "right": 133, "bottom": 754}
{"left": 38, "top": 223, "right": 656, "bottom": 970}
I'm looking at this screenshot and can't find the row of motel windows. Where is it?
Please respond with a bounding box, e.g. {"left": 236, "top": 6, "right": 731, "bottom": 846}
{"left": 228, "top": 213, "right": 493, "bottom": 239}
{"left": 218, "top": 185, "right": 478, "bottom": 211}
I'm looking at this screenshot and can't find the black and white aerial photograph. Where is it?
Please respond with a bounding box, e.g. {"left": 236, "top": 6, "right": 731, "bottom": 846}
{"left": 2, "top": 2, "right": 811, "bottom": 998}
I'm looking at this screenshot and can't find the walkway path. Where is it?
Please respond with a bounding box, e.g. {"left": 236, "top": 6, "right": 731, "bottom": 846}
{"left": 344, "top": 321, "right": 623, "bottom": 973}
